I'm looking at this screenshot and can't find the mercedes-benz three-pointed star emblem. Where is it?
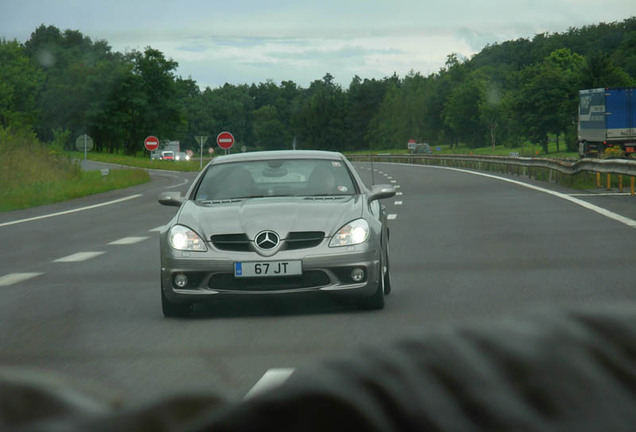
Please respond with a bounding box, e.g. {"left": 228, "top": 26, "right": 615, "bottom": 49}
{"left": 255, "top": 231, "right": 280, "bottom": 250}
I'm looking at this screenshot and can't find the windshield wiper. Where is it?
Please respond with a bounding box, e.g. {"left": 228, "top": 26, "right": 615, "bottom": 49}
{"left": 199, "top": 199, "right": 242, "bottom": 205}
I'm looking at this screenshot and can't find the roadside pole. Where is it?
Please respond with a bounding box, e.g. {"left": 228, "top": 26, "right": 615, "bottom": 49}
{"left": 195, "top": 136, "right": 209, "bottom": 170}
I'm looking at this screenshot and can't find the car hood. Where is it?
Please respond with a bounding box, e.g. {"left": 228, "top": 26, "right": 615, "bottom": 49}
{"left": 176, "top": 196, "right": 364, "bottom": 240}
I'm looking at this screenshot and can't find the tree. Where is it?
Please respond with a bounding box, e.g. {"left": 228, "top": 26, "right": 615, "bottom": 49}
{"left": 347, "top": 76, "right": 390, "bottom": 150}
{"left": 0, "top": 39, "right": 44, "bottom": 129}
{"left": 512, "top": 49, "right": 585, "bottom": 153}
{"left": 293, "top": 74, "right": 347, "bottom": 151}
{"left": 579, "top": 51, "right": 634, "bottom": 89}
{"left": 252, "top": 105, "right": 291, "bottom": 150}
{"left": 443, "top": 76, "right": 485, "bottom": 148}
{"left": 123, "top": 47, "right": 181, "bottom": 154}
{"left": 206, "top": 83, "right": 255, "bottom": 149}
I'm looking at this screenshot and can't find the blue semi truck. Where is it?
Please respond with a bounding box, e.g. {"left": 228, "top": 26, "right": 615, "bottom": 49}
{"left": 578, "top": 87, "right": 636, "bottom": 158}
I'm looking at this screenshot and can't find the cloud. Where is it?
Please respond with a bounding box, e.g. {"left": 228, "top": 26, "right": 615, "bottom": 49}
{"left": 3, "top": 0, "right": 635, "bottom": 89}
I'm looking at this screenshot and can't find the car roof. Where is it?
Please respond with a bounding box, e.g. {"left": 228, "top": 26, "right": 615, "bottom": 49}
{"left": 210, "top": 150, "right": 346, "bottom": 164}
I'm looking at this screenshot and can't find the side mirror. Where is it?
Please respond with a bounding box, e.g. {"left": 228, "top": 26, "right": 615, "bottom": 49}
{"left": 368, "top": 184, "right": 396, "bottom": 203}
{"left": 158, "top": 191, "right": 184, "bottom": 207}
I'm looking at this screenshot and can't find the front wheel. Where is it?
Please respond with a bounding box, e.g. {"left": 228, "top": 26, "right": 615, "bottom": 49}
{"left": 383, "top": 243, "right": 392, "bottom": 295}
{"left": 357, "top": 262, "right": 385, "bottom": 311}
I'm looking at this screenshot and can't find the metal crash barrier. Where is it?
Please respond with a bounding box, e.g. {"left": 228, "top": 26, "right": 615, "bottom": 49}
{"left": 348, "top": 154, "right": 636, "bottom": 196}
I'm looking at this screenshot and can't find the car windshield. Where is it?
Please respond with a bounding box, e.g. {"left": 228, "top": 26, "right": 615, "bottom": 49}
{"left": 194, "top": 159, "right": 356, "bottom": 200}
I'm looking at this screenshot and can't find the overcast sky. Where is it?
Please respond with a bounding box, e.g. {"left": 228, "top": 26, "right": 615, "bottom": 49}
{"left": 2, "top": 0, "right": 635, "bottom": 89}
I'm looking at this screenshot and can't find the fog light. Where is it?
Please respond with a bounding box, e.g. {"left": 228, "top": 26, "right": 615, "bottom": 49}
{"left": 174, "top": 274, "right": 188, "bottom": 288}
{"left": 351, "top": 268, "right": 365, "bottom": 282}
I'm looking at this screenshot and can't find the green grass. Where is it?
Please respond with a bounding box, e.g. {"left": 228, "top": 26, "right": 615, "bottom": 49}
{"left": 0, "top": 129, "right": 150, "bottom": 212}
{"left": 71, "top": 151, "right": 206, "bottom": 172}
{"left": 0, "top": 169, "right": 150, "bottom": 212}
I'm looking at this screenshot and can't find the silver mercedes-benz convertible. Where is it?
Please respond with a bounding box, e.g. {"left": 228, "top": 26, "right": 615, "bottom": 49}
{"left": 158, "top": 150, "right": 396, "bottom": 317}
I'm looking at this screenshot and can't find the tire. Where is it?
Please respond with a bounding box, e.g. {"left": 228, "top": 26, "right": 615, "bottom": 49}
{"left": 161, "top": 287, "right": 192, "bottom": 317}
{"left": 357, "top": 261, "right": 385, "bottom": 311}
{"left": 383, "top": 243, "right": 392, "bottom": 295}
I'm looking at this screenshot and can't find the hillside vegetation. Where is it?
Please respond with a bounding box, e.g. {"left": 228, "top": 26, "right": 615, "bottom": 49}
{"left": 0, "top": 129, "right": 149, "bottom": 212}
{"left": 1, "top": 18, "right": 635, "bottom": 156}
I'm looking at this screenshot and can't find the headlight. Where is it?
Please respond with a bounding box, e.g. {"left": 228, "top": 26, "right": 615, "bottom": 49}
{"left": 329, "top": 219, "right": 369, "bottom": 247}
{"left": 168, "top": 225, "right": 207, "bottom": 251}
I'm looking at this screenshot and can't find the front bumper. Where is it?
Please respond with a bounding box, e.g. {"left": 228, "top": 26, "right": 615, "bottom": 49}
{"left": 160, "top": 243, "right": 381, "bottom": 304}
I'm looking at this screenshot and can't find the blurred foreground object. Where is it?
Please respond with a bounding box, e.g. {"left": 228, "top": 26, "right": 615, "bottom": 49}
{"left": 4, "top": 303, "right": 636, "bottom": 431}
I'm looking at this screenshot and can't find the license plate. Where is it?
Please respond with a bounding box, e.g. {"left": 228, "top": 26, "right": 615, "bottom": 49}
{"left": 234, "top": 261, "right": 302, "bottom": 278}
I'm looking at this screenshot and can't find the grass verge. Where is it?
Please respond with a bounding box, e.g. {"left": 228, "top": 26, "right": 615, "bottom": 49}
{"left": 0, "top": 129, "right": 150, "bottom": 212}
{"left": 71, "top": 151, "right": 205, "bottom": 172}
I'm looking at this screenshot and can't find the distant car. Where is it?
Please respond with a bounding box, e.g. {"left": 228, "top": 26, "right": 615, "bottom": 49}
{"left": 411, "top": 143, "right": 432, "bottom": 154}
{"left": 175, "top": 152, "right": 190, "bottom": 161}
{"left": 157, "top": 150, "right": 396, "bottom": 317}
{"left": 160, "top": 151, "right": 175, "bottom": 160}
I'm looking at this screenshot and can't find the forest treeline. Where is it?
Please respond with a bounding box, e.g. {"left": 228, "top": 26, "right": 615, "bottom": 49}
{"left": 1, "top": 19, "right": 635, "bottom": 154}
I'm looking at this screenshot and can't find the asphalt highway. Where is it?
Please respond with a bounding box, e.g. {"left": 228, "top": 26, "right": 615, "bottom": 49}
{"left": 1, "top": 161, "right": 635, "bottom": 407}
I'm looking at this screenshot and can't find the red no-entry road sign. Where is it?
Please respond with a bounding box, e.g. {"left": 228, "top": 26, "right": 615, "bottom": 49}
{"left": 217, "top": 131, "right": 234, "bottom": 150}
{"left": 144, "top": 135, "right": 159, "bottom": 151}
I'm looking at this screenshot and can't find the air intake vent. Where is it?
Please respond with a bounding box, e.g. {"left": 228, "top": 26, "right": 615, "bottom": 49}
{"left": 211, "top": 234, "right": 251, "bottom": 252}
{"left": 285, "top": 231, "right": 325, "bottom": 250}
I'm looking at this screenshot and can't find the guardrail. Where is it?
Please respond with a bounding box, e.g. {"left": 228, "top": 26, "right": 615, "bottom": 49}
{"left": 348, "top": 154, "right": 636, "bottom": 195}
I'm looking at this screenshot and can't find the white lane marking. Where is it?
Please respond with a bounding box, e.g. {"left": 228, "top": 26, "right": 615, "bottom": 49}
{"left": 419, "top": 165, "right": 636, "bottom": 229}
{"left": 108, "top": 236, "right": 149, "bottom": 245}
{"left": 166, "top": 179, "right": 189, "bottom": 189}
{"left": 388, "top": 214, "right": 398, "bottom": 220}
{"left": 244, "top": 368, "right": 295, "bottom": 400}
{"left": 0, "top": 273, "right": 44, "bottom": 287}
{"left": 569, "top": 192, "right": 632, "bottom": 197}
{"left": 394, "top": 201, "right": 403, "bottom": 205}
{"left": 54, "top": 252, "right": 105, "bottom": 263}
{"left": 149, "top": 226, "right": 165, "bottom": 232}
{"left": 390, "top": 180, "right": 397, "bottom": 183}
{"left": 0, "top": 195, "right": 143, "bottom": 228}
{"left": 396, "top": 192, "right": 403, "bottom": 196}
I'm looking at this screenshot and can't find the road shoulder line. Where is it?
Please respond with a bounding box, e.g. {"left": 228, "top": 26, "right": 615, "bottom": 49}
{"left": 409, "top": 164, "right": 636, "bottom": 229}
{"left": 0, "top": 194, "right": 143, "bottom": 228}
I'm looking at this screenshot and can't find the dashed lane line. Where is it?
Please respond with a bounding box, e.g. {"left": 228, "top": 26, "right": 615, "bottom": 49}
{"left": 108, "top": 236, "right": 150, "bottom": 245}
{"left": 0, "top": 273, "right": 44, "bottom": 287}
{"left": 388, "top": 214, "right": 398, "bottom": 220}
{"left": 3, "top": 227, "right": 162, "bottom": 286}
{"left": 53, "top": 252, "right": 106, "bottom": 263}
{"left": 244, "top": 368, "right": 295, "bottom": 400}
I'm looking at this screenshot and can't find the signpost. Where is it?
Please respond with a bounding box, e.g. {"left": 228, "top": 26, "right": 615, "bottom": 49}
{"left": 144, "top": 136, "right": 159, "bottom": 152}
{"left": 75, "top": 134, "right": 94, "bottom": 160}
{"left": 407, "top": 138, "right": 417, "bottom": 153}
{"left": 195, "top": 136, "right": 209, "bottom": 169}
{"left": 217, "top": 131, "right": 235, "bottom": 151}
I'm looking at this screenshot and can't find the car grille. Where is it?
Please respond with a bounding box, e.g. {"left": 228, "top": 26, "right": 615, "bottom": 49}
{"left": 211, "top": 232, "right": 325, "bottom": 252}
{"left": 285, "top": 231, "right": 325, "bottom": 250}
{"left": 211, "top": 234, "right": 251, "bottom": 252}
{"left": 209, "top": 270, "right": 330, "bottom": 291}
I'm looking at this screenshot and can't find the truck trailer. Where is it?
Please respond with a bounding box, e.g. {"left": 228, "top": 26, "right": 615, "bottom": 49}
{"left": 578, "top": 87, "right": 636, "bottom": 158}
